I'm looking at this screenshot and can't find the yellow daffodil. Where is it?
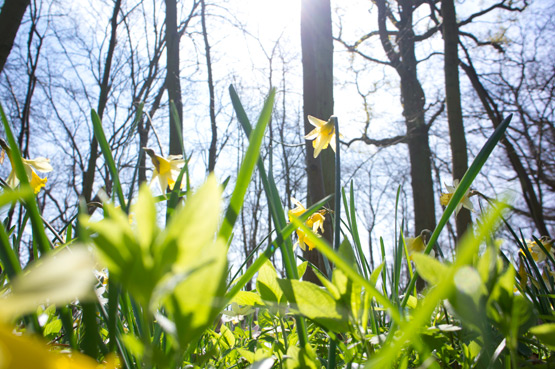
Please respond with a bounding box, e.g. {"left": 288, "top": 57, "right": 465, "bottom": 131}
{"left": 405, "top": 229, "right": 433, "bottom": 260}
{"left": 0, "top": 323, "right": 119, "bottom": 369}
{"left": 517, "top": 261, "right": 528, "bottom": 292}
{"left": 440, "top": 179, "right": 473, "bottom": 215}
{"left": 143, "top": 148, "right": 185, "bottom": 192}
{"left": 0, "top": 139, "right": 52, "bottom": 194}
{"left": 305, "top": 115, "right": 341, "bottom": 158}
{"left": 288, "top": 197, "right": 326, "bottom": 251}
{"left": 525, "top": 236, "right": 554, "bottom": 263}
{"left": 7, "top": 158, "right": 52, "bottom": 194}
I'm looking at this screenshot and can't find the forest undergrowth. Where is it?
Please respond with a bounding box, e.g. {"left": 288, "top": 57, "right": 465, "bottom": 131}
{"left": 0, "top": 87, "right": 554, "bottom": 368}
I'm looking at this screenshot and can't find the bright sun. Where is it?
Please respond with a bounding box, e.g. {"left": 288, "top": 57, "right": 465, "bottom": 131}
{"left": 243, "top": 0, "right": 300, "bottom": 40}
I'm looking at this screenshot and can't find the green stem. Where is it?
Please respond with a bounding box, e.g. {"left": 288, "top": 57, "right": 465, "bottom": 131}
{"left": 332, "top": 116, "right": 341, "bottom": 251}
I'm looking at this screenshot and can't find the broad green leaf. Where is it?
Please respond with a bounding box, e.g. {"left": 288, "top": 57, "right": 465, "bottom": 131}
{"left": 0, "top": 247, "right": 96, "bottom": 321}
{"left": 166, "top": 237, "right": 227, "bottom": 349}
{"left": 316, "top": 271, "right": 341, "bottom": 300}
{"left": 165, "top": 174, "right": 222, "bottom": 273}
{"left": 285, "top": 344, "right": 319, "bottom": 369}
{"left": 231, "top": 290, "right": 264, "bottom": 307}
{"left": 411, "top": 253, "right": 449, "bottom": 286}
{"left": 487, "top": 266, "right": 533, "bottom": 343}
{"left": 277, "top": 278, "right": 349, "bottom": 332}
{"left": 529, "top": 324, "right": 555, "bottom": 349}
{"left": 219, "top": 324, "right": 236, "bottom": 349}
{"left": 236, "top": 347, "right": 255, "bottom": 364}
{"left": 297, "top": 261, "right": 308, "bottom": 279}
{"left": 134, "top": 184, "right": 158, "bottom": 252}
{"left": 256, "top": 260, "right": 284, "bottom": 305}
{"left": 43, "top": 319, "right": 62, "bottom": 337}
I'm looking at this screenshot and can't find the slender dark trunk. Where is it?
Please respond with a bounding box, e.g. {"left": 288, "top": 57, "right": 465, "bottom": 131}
{"left": 82, "top": 0, "right": 122, "bottom": 204}
{"left": 301, "top": 0, "right": 334, "bottom": 283}
{"left": 460, "top": 56, "right": 550, "bottom": 237}
{"left": 201, "top": 0, "right": 217, "bottom": 172}
{"left": 166, "top": 0, "right": 183, "bottom": 156}
{"left": 442, "top": 0, "right": 471, "bottom": 239}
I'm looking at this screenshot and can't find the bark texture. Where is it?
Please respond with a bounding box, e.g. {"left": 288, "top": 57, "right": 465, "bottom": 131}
{"left": 442, "top": 0, "right": 471, "bottom": 239}
{"left": 301, "top": 0, "right": 334, "bottom": 283}
{"left": 0, "top": 0, "right": 30, "bottom": 74}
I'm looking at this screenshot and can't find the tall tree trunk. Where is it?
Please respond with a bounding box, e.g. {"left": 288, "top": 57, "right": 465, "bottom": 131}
{"left": 81, "top": 0, "right": 122, "bottom": 205}
{"left": 375, "top": 0, "right": 436, "bottom": 290}
{"left": 166, "top": 0, "right": 183, "bottom": 156}
{"left": 301, "top": 0, "right": 334, "bottom": 283}
{"left": 442, "top": 0, "right": 471, "bottom": 239}
{"left": 201, "top": 0, "right": 217, "bottom": 172}
{"left": 0, "top": 0, "right": 30, "bottom": 74}
{"left": 394, "top": 1, "right": 436, "bottom": 236}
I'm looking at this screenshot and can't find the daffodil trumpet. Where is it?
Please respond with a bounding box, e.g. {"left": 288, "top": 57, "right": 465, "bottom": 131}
{"left": 0, "top": 138, "right": 53, "bottom": 194}
{"left": 143, "top": 147, "right": 186, "bottom": 192}
{"left": 440, "top": 179, "right": 475, "bottom": 216}
{"left": 305, "top": 115, "right": 342, "bottom": 158}
{"left": 288, "top": 197, "right": 327, "bottom": 251}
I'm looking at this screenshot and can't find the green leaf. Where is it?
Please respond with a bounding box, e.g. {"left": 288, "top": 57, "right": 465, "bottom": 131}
{"left": 411, "top": 253, "right": 449, "bottom": 286}
{"left": 529, "top": 324, "right": 555, "bottom": 350}
{"left": 370, "top": 261, "right": 385, "bottom": 286}
{"left": 90, "top": 109, "right": 126, "bottom": 211}
{"left": 43, "top": 319, "right": 62, "bottom": 337}
{"left": 0, "top": 247, "right": 96, "bottom": 320}
{"left": 135, "top": 184, "right": 158, "bottom": 252}
{"left": 164, "top": 175, "right": 222, "bottom": 273}
{"left": 166, "top": 238, "right": 227, "bottom": 349}
{"left": 236, "top": 347, "right": 255, "bottom": 364}
{"left": 219, "top": 324, "right": 236, "bottom": 349}
{"left": 285, "top": 344, "right": 319, "bottom": 369}
{"left": 256, "top": 260, "right": 284, "bottom": 306}
{"left": 297, "top": 261, "right": 308, "bottom": 279}
{"left": 231, "top": 290, "right": 264, "bottom": 307}
{"left": 277, "top": 278, "right": 349, "bottom": 333}
{"left": 219, "top": 89, "right": 275, "bottom": 242}
{"left": 122, "top": 333, "right": 145, "bottom": 359}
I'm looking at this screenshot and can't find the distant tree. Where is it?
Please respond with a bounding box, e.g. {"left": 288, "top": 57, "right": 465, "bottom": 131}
{"left": 0, "top": 0, "right": 30, "bottom": 74}
{"left": 201, "top": 0, "right": 218, "bottom": 172}
{"left": 81, "top": 0, "right": 122, "bottom": 206}
{"left": 458, "top": 4, "right": 553, "bottom": 236}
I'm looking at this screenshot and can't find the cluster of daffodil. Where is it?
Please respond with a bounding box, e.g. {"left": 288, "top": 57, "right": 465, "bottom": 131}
{"left": 519, "top": 236, "right": 555, "bottom": 290}
{"left": 288, "top": 197, "right": 327, "bottom": 251}
{"left": 0, "top": 139, "right": 53, "bottom": 194}
{"left": 402, "top": 180, "right": 475, "bottom": 260}
{"left": 285, "top": 115, "right": 339, "bottom": 251}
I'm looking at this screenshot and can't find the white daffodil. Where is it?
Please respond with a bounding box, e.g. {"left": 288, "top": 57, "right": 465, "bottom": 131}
{"left": 440, "top": 179, "right": 474, "bottom": 215}
{"left": 143, "top": 148, "right": 185, "bottom": 192}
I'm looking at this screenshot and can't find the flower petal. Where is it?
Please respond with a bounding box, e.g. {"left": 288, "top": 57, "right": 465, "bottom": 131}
{"left": 23, "top": 158, "right": 53, "bottom": 173}
{"left": 308, "top": 115, "right": 326, "bottom": 128}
